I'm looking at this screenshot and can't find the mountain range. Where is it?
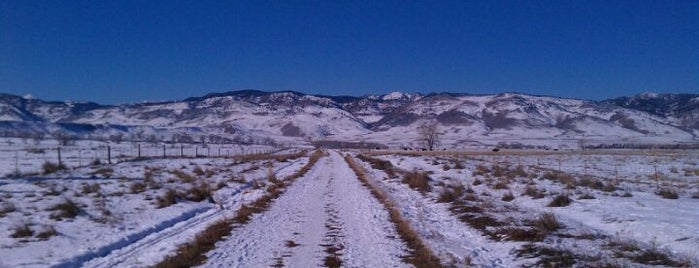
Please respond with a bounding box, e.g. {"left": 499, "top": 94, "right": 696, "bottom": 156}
{"left": 1, "top": 90, "right": 697, "bottom": 149}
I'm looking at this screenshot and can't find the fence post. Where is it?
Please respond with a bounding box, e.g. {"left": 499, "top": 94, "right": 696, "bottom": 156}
{"left": 108, "top": 145, "right": 112, "bottom": 164}
{"left": 180, "top": 145, "right": 184, "bottom": 158}
{"left": 57, "top": 147, "right": 62, "bottom": 166}
{"left": 15, "top": 151, "right": 19, "bottom": 174}
{"left": 138, "top": 143, "right": 141, "bottom": 158}
{"left": 163, "top": 145, "right": 166, "bottom": 158}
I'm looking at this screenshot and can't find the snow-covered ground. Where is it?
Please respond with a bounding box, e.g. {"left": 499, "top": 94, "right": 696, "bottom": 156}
{"left": 2, "top": 146, "right": 698, "bottom": 267}
{"left": 369, "top": 149, "right": 699, "bottom": 266}
{"left": 0, "top": 148, "right": 307, "bottom": 267}
{"left": 203, "top": 151, "right": 408, "bottom": 267}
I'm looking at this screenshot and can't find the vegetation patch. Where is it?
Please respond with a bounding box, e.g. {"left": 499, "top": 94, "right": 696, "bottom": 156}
{"left": 547, "top": 194, "right": 572, "bottom": 207}
{"left": 656, "top": 188, "right": 679, "bottom": 199}
{"left": 48, "top": 199, "right": 82, "bottom": 220}
{"left": 402, "top": 171, "right": 432, "bottom": 193}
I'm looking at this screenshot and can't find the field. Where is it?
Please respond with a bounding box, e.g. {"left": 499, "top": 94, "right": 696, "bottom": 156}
{"left": 1, "top": 139, "right": 698, "bottom": 267}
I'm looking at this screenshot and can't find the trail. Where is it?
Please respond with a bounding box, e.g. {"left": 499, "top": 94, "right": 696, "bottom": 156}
{"left": 203, "top": 151, "right": 410, "bottom": 267}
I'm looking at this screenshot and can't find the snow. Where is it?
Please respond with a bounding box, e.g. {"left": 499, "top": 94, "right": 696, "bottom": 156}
{"left": 1, "top": 147, "right": 698, "bottom": 267}
{"left": 203, "top": 151, "right": 409, "bottom": 267}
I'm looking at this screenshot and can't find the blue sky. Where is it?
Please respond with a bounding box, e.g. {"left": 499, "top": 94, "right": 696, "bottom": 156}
{"left": 1, "top": 0, "right": 697, "bottom": 104}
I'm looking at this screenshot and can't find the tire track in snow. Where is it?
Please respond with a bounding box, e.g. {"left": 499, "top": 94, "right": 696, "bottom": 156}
{"left": 203, "top": 151, "right": 410, "bottom": 267}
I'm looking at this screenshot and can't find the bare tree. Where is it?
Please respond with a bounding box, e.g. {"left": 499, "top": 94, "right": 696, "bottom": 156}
{"left": 418, "top": 121, "right": 441, "bottom": 151}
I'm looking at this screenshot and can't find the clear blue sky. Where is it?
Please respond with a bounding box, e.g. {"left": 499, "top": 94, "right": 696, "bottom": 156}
{"left": 1, "top": 0, "right": 697, "bottom": 104}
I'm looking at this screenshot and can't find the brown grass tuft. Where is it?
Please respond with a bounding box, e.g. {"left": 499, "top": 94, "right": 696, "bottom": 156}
{"left": 403, "top": 171, "right": 432, "bottom": 193}
{"left": 656, "top": 188, "right": 679, "bottom": 199}
{"left": 547, "top": 194, "right": 572, "bottom": 207}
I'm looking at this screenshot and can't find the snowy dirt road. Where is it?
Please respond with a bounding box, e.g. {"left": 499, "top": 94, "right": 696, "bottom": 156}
{"left": 203, "top": 151, "right": 411, "bottom": 267}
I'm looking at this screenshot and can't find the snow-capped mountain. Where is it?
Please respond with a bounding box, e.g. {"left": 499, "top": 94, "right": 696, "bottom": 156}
{"left": 0, "top": 91, "right": 697, "bottom": 148}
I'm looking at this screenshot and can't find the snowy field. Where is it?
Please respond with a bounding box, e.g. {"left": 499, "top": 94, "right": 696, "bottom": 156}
{"left": 1, "top": 144, "right": 698, "bottom": 267}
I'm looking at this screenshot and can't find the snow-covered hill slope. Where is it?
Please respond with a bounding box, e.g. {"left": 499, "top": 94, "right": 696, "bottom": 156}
{"left": 0, "top": 91, "right": 697, "bottom": 148}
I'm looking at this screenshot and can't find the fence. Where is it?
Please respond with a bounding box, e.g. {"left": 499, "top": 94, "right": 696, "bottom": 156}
{"left": 0, "top": 140, "right": 280, "bottom": 176}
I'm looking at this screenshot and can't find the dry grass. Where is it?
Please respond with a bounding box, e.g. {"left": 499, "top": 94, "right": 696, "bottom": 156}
{"left": 171, "top": 169, "right": 196, "bottom": 183}
{"left": 522, "top": 185, "right": 545, "bottom": 199}
{"left": 156, "top": 189, "right": 178, "bottom": 208}
{"left": 656, "top": 188, "right": 679, "bottom": 199}
{"left": 81, "top": 183, "right": 101, "bottom": 195}
{"left": 437, "top": 189, "right": 459, "bottom": 203}
{"left": 542, "top": 171, "right": 576, "bottom": 186}
{"left": 403, "top": 171, "right": 432, "bottom": 193}
{"left": 130, "top": 182, "right": 147, "bottom": 194}
{"left": 515, "top": 243, "right": 576, "bottom": 267}
{"left": 344, "top": 155, "right": 443, "bottom": 268}
{"left": 501, "top": 191, "right": 515, "bottom": 202}
{"left": 154, "top": 219, "right": 232, "bottom": 268}
{"left": 36, "top": 225, "right": 58, "bottom": 240}
{"left": 42, "top": 161, "right": 66, "bottom": 174}
{"left": 357, "top": 154, "right": 396, "bottom": 177}
{"left": 547, "top": 194, "right": 572, "bottom": 207}
{"left": 534, "top": 212, "right": 562, "bottom": 234}
{"left": 11, "top": 223, "right": 34, "bottom": 238}
{"left": 48, "top": 199, "right": 82, "bottom": 220}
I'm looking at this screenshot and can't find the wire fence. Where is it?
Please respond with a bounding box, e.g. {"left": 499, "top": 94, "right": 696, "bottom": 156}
{"left": 0, "top": 141, "right": 281, "bottom": 176}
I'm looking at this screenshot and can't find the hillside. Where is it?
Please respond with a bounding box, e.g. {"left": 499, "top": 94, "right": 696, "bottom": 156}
{"left": 1, "top": 91, "right": 697, "bottom": 149}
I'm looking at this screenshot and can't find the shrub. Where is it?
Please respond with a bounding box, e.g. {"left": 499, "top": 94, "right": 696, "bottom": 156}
{"left": 403, "top": 171, "right": 432, "bottom": 193}
{"left": 547, "top": 194, "right": 572, "bottom": 207}
{"left": 501, "top": 191, "right": 515, "bottom": 202}
{"left": 186, "top": 182, "right": 211, "bottom": 202}
{"left": 157, "top": 189, "right": 178, "bottom": 208}
{"left": 357, "top": 154, "right": 395, "bottom": 177}
{"left": 496, "top": 227, "right": 541, "bottom": 242}
{"left": 523, "top": 185, "right": 545, "bottom": 199}
{"left": 48, "top": 199, "right": 82, "bottom": 220}
{"left": 192, "top": 166, "right": 205, "bottom": 176}
{"left": 472, "top": 178, "right": 482, "bottom": 186}
{"left": 81, "top": 183, "right": 101, "bottom": 195}
{"left": 656, "top": 188, "right": 678, "bottom": 199}
{"left": 692, "top": 192, "right": 699, "bottom": 199}
{"left": 542, "top": 171, "right": 576, "bottom": 186}
{"left": 130, "top": 182, "right": 147, "bottom": 194}
{"left": 36, "top": 225, "right": 58, "bottom": 240}
{"left": 534, "top": 212, "right": 562, "bottom": 233}
{"left": 512, "top": 165, "right": 527, "bottom": 178}
{"left": 601, "top": 182, "right": 617, "bottom": 192}
{"left": 437, "top": 189, "right": 458, "bottom": 203}
{"left": 42, "top": 162, "right": 66, "bottom": 174}
{"left": 472, "top": 164, "right": 489, "bottom": 176}
{"left": 493, "top": 180, "right": 509, "bottom": 190}
{"left": 621, "top": 191, "right": 634, "bottom": 198}
{"left": 171, "top": 169, "right": 196, "bottom": 183}
{"left": 11, "top": 223, "right": 33, "bottom": 238}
